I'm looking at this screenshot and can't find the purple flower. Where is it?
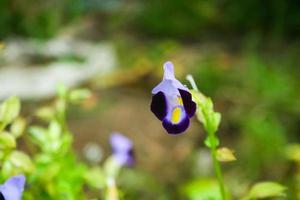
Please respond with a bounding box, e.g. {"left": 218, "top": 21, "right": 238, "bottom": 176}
{"left": 151, "top": 61, "right": 196, "bottom": 134}
{"left": 110, "top": 133, "right": 134, "bottom": 166}
{"left": 0, "top": 175, "right": 26, "bottom": 200}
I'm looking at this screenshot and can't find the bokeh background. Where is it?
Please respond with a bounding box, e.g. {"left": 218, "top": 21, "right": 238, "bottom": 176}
{"left": 0, "top": 0, "right": 300, "bottom": 199}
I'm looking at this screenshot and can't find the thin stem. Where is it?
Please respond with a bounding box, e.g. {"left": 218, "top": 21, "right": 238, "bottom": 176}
{"left": 211, "top": 144, "right": 227, "bottom": 200}
{"left": 188, "top": 74, "right": 228, "bottom": 199}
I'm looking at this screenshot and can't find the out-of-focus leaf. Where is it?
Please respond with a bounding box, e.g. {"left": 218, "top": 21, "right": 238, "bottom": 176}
{"left": 0, "top": 132, "right": 16, "bottom": 149}
{"left": 182, "top": 178, "right": 222, "bottom": 200}
{"left": 2, "top": 150, "right": 34, "bottom": 178}
{"left": 48, "top": 120, "right": 61, "bottom": 140}
{"left": 59, "top": 134, "right": 72, "bottom": 155}
{"left": 10, "top": 117, "right": 26, "bottom": 138}
{"left": 69, "top": 89, "right": 92, "bottom": 104}
{"left": 85, "top": 167, "right": 105, "bottom": 189}
{"left": 0, "top": 96, "right": 20, "bottom": 126}
{"left": 9, "top": 151, "right": 34, "bottom": 172}
{"left": 28, "top": 126, "right": 47, "bottom": 146}
{"left": 35, "top": 106, "right": 55, "bottom": 121}
{"left": 217, "top": 147, "right": 236, "bottom": 162}
{"left": 285, "top": 144, "right": 300, "bottom": 162}
{"left": 242, "top": 182, "right": 286, "bottom": 200}
{"left": 56, "top": 83, "right": 68, "bottom": 99}
{"left": 55, "top": 98, "right": 66, "bottom": 119}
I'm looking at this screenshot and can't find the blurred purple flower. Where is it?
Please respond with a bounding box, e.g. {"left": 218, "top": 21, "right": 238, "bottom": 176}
{"left": 110, "top": 133, "right": 134, "bottom": 166}
{"left": 151, "top": 61, "right": 196, "bottom": 134}
{"left": 0, "top": 175, "right": 25, "bottom": 200}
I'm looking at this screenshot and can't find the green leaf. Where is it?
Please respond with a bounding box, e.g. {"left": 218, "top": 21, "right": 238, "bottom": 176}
{"left": 243, "top": 182, "right": 286, "bottom": 200}
{"left": 48, "top": 120, "right": 61, "bottom": 140}
{"left": 9, "top": 151, "right": 34, "bottom": 172}
{"left": 85, "top": 167, "right": 105, "bottom": 189}
{"left": 55, "top": 98, "right": 66, "bottom": 119}
{"left": 28, "top": 126, "right": 48, "bottom": 146}
{"left": 216, "top": 147, "right": 236, "bottom": 162}
{"left": 59, "top": 134, "right": 72, "bottom": 155}
{"left": 69, "top": 89, "right": 92, "bottom": 104}
{"left": 2, "top": 150, "right": 34, "bottom": 178}
{"left": 10, "top": 117, "right": 26, "bottom": 138}
{"left": 0, "top": 96, "right": 21, "bottom": 126}
{"left": 0, "top": 132, "right": 16, "bottom": 149}
{"left": 182, "top": 178, "right": 222, "bottom": 200}
{"left": 211, "top": 112, "right": 221, "bottom": 133}
{"left": 56, "top": 83, "right": 68, "bottom": 99}
{"left": 35, "top": 106, "right": 55, "bottom": 121}
{"left": 190, "top": 90, "right": 221, "bottom": 134}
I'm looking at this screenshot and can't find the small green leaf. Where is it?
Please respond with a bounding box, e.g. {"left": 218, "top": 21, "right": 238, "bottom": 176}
{"left": 69, "top": 89, "right": 92, "bottom": 104}
{"left": 28, "top": 126, "right": 48, "bottom": 146}
{"left": 10, "top": 117, "right": 26, "bottom": 138}
{"left": 56, "top": 83, "right": 68, "bottom": 99}
{"left": 85, "top": 167, "right": 105, "bottom": 189}
{"left": 216, "top": 147, "right": 236, "bottom": 162}
{"left": 55, "top": 99, "right": 66, "bottom": 119}
{"left": 243, "top": 182, "right": 286, "bottom": 200}
{"left": 0, "top": 96, "right": 21, "bottom": 126}
{"left": 182, "top": 178, "right": 222, "bottom": 200}
{"left": 211, "top": 112, "right": 221, "bottom": 133}
{"left": 0, "top": 132, "right": 16, "bottom": 149}
{"left": 35, "top": 106, "right": 55, "bottom": 121}
{"left": 48, "top": 120, "right": 61, "bottom": 140}
{"left": 9, "top": 151, "right": 34, "bottom": 172}
{"left": 2, "top": 150, "right": 34, "bottom": 178}
{"left": 190, "top": 90, "right": 221, "bottom": 135}
{"left": 58, "top": 134, "right": 72, "bottom": 155}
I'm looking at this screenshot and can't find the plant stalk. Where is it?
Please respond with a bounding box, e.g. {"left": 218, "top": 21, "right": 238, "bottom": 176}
{"left": 210, "top": 144, "right": 226, "bottom": 200}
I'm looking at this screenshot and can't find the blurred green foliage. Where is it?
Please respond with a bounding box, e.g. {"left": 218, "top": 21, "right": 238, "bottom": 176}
{"left": 136, "top": 0, "right": 300, "bottom": 38}
{"left": 1, "top": 0, "right": 300, "bottom": 39}
{"left": 0, "top": 96, "right": 33, "bottom": 180}
{"left": 0, "top": 0, "right": 85, "bottom": 39}
{"left": 0, "top": 86, "right": 101, "bottom": 200}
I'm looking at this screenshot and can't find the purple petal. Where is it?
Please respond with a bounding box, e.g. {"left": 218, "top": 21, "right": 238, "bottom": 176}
{"left": 163, "top": 61, "right": 175, "bottom": 80}
{"left": 110, "top": 133, "right": 134, "bottom": 166}
{"left": 179, "top": 89, "right": 196, "bottom": 118}
{"left": 162, "top": 115, "right": 190, "bottom": 134}
{"left": 0, "top": 175, "right": 25, "bottom": 200}
{"left": 152, "top": 79, "right": 188, "bottom": 98}
{"left": 152, "top": 62, "right": 188, "bottom": 96}
{"left": 114, "top": 149, "right": 135, "bottom": 166}
{"left": 150, "top": 92, "right": 167, "bottom": 120}
{"left": 110, "top": 133, "right": 132, "bottom": 152}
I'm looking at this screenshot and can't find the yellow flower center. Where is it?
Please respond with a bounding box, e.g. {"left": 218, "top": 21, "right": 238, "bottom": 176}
{"left": 171, "top": 107, "right": 182, "bottom": 124}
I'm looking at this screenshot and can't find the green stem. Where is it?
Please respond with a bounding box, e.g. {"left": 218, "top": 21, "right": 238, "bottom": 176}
{"left": 187, "top": 74, "right": 228, "bottom": 200}
{"left": 211, "top": 144, "right": 226, "bottom": 200}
